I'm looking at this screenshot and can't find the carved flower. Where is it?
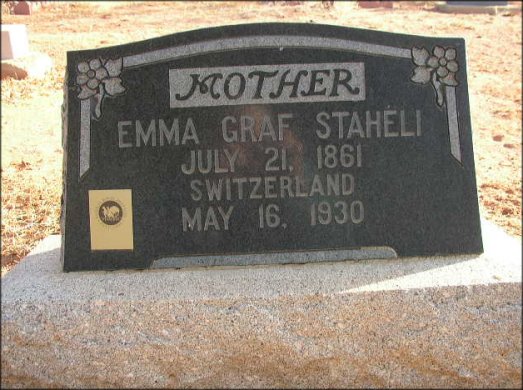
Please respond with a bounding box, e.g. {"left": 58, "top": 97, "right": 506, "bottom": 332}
{"left": 411, "top": 46, "right": 459, "bottom": 107}
{"left": 76, "top": 58, "right": 125, "bottom": 118}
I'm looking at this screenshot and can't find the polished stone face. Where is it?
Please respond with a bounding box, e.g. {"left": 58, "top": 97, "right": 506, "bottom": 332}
{"left": 62, "top": 23, "right": 482, "bottom": 271}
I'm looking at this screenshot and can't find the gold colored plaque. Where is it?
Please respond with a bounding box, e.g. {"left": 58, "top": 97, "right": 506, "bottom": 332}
{"left": 88, "top": 189, "right": 134, "bottom": 251}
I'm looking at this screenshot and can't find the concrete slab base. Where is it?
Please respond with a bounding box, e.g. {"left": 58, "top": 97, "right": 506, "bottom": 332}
{"left": 1, "top": 218, "right": 521, "bottom": 388}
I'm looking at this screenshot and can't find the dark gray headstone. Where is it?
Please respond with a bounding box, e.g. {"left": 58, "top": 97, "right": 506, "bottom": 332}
{"left": 61, "top": 23, "right": 483, "bottom": 272}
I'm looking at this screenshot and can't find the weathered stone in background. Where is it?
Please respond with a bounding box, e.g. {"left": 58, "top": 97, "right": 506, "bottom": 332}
{"left": 435, "top": 1, "right": 519, "bottom": 15}
{"left": 358, "top": 1, "right": 394, "bottom": 9}
{"left": 13, "top": 1, "right": 31, "bottom": 15}
{"left": 447, "top": 1, "right": 507, "bottom": 5}
{"left": 1, "top": 24, "right": 29, "bottom": 60}
{"left": 1, "top": 51, "right": 53, "bottom": 80}
{"left": 0, "top": 24, "right": 51, "bottom": 80}
{"left": 2, "top": 218, "right": 521, "bottom": 388}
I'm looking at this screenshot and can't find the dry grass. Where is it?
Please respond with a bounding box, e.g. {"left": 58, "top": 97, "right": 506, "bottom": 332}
{"left": 1, "top": 1, "right": 521, "bottom": 275}
{"left": 1, "top": 165, "right": 61, "bottom": 267}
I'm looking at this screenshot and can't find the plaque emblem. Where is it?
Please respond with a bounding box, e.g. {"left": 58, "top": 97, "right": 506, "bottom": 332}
{"left": 99, "top": 200, "right": 123, "bottom": 226}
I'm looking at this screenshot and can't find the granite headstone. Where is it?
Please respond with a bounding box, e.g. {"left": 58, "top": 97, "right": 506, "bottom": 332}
{"left": 61, "top": 23, "right": 483, "bottom": 271}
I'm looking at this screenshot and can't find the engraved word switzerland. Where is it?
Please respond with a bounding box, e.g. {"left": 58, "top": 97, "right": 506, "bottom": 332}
{"left": 169, "top": 63, "right": 365, "bottom": 108}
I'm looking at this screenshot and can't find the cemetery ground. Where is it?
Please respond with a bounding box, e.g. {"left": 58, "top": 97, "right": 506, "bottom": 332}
{"left": 1, "top": 1, "right": 521, "bottom": 275}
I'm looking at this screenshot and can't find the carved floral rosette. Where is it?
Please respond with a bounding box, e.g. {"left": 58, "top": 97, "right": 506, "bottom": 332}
{"left": 76, "top": 57, "right": 126, "bottom": 119}
{"left": 410, "top": 45, "right": 459, "bottom": 107}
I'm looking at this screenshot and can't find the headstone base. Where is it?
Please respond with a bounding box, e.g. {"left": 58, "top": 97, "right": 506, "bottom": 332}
{"left": 2, "top": 219, "right": 521, "bottom": 388}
